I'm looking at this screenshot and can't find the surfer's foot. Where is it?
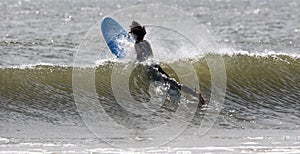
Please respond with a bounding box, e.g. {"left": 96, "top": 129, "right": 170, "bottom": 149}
{"left": 196, "top": 92, "right": 205, "bottom": 106}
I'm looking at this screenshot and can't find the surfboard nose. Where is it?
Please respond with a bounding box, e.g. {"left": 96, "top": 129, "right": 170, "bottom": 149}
{"left": 101, "top": 17, "right": 126, "bottom": 43}
{"left": 100, "top": 17, "right": 129, "bottom": 59}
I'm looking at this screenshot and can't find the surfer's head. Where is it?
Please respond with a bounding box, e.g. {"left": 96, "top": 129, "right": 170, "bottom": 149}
{"left": 129, "top": 21, "right": 146, "bottom": 42}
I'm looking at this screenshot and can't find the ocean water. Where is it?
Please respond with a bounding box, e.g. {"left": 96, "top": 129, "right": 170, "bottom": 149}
{"left": 1, "top": 0, "right": 300, "bottom": 153}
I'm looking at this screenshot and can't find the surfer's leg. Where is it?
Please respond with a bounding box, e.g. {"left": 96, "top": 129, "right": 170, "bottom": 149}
{"left": 150, "top": 64, "right": 182, "bottom": 98}
{"left": 146, "top": 64, "right": 179, "bottom": 97}
{"left": 146, "top": 65, "right": 164, "bottom": 82}
{"left": 147, "top": 64, "right": 205, "bottom": 106}
{"left": 181, "top": 85, "right": 205, "bottom": 105}
{"left": 153, "top": 64, "right": 170, "bottom": 78}
{"left": 158, "top": 70, "right": 182, "bottom": 102}
{"left": 148, "top": 64, "right": 180, "bottom": 88}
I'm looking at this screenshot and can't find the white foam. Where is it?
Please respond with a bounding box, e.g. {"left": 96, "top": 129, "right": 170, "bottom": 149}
{"left": 216, "top": 47, "right": 300, "bottom": 59}
{"left": 0, "top": 63, "right": 57, "bottom": 69}
{"left": 0, "top": 137, "right": 9, "bottom": 144}
{"left": 1, "top": 48, "right": 298, "bottom": 69}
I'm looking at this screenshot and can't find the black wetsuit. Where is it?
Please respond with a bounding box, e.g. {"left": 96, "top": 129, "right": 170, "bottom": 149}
{"left": 135, "top": 40, "right": 181, "bottom": 100}
{"left": 146, "top": 64, "right": 181, "bottom": 100}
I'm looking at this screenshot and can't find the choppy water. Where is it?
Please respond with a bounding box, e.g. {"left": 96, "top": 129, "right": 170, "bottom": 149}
{"left": 1, "top": 0, "right": 300, "bottom": 153}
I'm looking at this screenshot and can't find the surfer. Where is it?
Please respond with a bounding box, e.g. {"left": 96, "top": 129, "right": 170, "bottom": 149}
{"left": 129, "top": 21, "right": 205, "bottom": 107}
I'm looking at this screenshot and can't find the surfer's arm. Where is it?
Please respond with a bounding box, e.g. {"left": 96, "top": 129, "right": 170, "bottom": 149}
{"left": 134, "top": 44, "right": 142, "bottom": 61}
{"left": 144, "top": 40, "right": 153, "bottom": 56}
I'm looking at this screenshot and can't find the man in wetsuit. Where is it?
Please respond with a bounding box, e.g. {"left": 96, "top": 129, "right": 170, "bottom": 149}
{"left": 129, "top": 21, "right": 205, "bottom": 109}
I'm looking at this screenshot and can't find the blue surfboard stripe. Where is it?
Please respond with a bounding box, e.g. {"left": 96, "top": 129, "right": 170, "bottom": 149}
{"left": 107, "top": 33, "right": 127, "bottom": 58}
{"left": 101, "top": 17, "right": 128, "bottom": 59}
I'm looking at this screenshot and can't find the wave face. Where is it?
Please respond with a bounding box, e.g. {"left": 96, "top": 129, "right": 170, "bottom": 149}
{"left": 1, "top": 54, "right": 299, "bottom": 129}
{"left": 219, "top": 54, "right": 300, "bottom": 129}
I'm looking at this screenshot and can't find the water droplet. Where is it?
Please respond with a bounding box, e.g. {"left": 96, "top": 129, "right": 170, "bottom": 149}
{"left": 253, "top": 9, "right": 260, "bottom": 14}
{"left": 135, "top": 136, "right": 143, "bottom": 141}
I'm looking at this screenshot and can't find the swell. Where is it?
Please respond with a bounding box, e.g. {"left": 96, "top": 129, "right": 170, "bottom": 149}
{"left": 222, "top": 55, "right": 300, "bottom": 129}
{"left": 0, "top": 54, "right": 299, "bottom": 128}
{"left": 0, "top": 66, "right": 79, "bottom": 125}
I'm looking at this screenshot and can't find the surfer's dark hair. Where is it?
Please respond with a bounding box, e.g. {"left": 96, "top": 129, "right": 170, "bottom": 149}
{"left": 130, "top": 26, "right": 146, "bottom": 42}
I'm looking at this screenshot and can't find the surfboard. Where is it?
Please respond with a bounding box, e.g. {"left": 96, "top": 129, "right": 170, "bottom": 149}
{"left": 101, "top": 17, "right": 130, "bottom": 59}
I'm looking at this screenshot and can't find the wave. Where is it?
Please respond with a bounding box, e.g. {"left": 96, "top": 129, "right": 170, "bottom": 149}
{"left": 221, "top": 54, "right": 300, "bottom": 129}
{"left": 1, "top": 53, "right": 299, "bottom": 129}
{"left": 1, "top": 48, "right": 299, "bottom": 69}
